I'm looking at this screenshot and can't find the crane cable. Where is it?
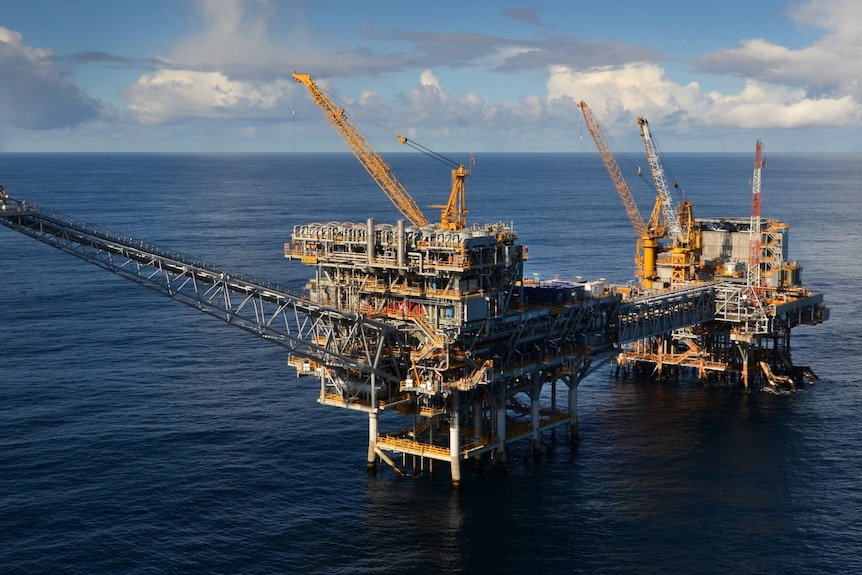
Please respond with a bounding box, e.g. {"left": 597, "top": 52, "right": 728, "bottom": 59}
{"left": 291, "top": 80, "right": 296, "bottom": 150}
{"left": 309, "top": 85, "right": 462, "bottom": 170}
{"left": 397, "top": 137, "right": 460, "bottom": 170}
{"left": 295, "top": 77, "right": 466, "bottom": 172}
{"left": 601, "top": 115, "right": 658, "bottom": 198}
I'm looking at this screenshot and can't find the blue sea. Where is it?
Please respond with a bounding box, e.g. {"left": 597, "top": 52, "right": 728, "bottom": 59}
{"left": 0, "top": 152, "right": 860, "bottom": 574}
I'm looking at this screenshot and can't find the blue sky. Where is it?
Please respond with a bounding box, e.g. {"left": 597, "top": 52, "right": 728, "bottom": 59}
{"left": 0, "top": 0, "right": 860, "bottom": 153}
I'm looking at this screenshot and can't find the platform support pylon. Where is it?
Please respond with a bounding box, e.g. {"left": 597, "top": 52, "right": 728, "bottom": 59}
{"left": 736, "top": 340, "right": 751, "bottom": 392}
{"left": 473, "top": 400, "right": 483, "bottom": 464}
{"left": 367, "top": 410, "right": 378, "bottom": 472}
{"left": 530, "top": 371, "right": 542, "bottom": 458}
{"left": 449, "top": 390, "right": 462, "bottom": 487}
{"left": 568, "top": 377, "right": 580, "bottom": 440}
{"left": 496, "top": 401, "right": 508, "bottom": 467}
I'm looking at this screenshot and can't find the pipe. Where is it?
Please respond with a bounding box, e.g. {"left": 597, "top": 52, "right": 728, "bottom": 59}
{"left": 397, "top": 219, "right": 406, "bottom": 268}
{"left": 496, "top": 404, "right": 507, "bottom": 466}
{"left": 367, "top": 217, "right": 375, "bottom": 265}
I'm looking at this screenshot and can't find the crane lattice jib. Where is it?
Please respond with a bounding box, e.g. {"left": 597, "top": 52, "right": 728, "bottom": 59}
{"left": 578, "top": 101, "right": 649, "bottom": 238}
{"left": 292, "top": 73, "right": 430, "bottom": 227}
{"left": 638, "top": 116, "right": 682, "bottom": 243}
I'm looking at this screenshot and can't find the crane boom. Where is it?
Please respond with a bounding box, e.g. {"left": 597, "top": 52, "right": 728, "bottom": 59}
{"left": 579, "top": 101, "right": 665, "bottom": 287}
{"left": 292, "top": 73, "right": 430, "bottom": 227}
{"left": 398, "top": 135, "right": 469, "bottom": 231}
{"left": 638, "top": 116, "right": 682, "bottom": 243}
{"left": 578, "top": 101, "right": 649, "bottom": 238}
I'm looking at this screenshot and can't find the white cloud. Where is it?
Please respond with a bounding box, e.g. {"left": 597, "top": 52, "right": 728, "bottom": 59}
{"left": 374, "top": 0, "right": 862, "bottom": 145}
{"left": 117, "top": 0, "right": 862, "bottom": 148}
{"left": 549, "top": 63, "right": 701, "bottom": 113}
{"left": 545, "top": 57, "right": 862, "bottom": 136}
{"left": 419, "top": 69, "right": 442, "bottom": 90}
{"left": 546, "top": 63, "right": 703, "bottom": 133}
{"left": 170, "top": 0, "right": 285, "bottom": 78}
{"left": 0, "top": 0, "right": 859, "bottom": 157}
{"left": 693, "top": 0, "right": 862, "bottom": 122}
{"left": 698, "top": 35, "right": 862, "bottom": 100}
{"left": 124, "top": 69, "right": 292, "bottom": 124}
{"left": 121, "top": 0, "right": 316, "bottom": 126}
{"left": 701, "top": 82, "right": 857, "bottom": 128}
{"left": 0, "top": 26, "right": 101, "bottom": 130}
{"left": 790, "top": 0, "right": 862, "bottom": 35}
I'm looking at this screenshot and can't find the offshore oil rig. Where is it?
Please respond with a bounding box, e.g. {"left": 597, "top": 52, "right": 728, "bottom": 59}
{"left": 0, "top": 74, "right": 828, "bottom": 486}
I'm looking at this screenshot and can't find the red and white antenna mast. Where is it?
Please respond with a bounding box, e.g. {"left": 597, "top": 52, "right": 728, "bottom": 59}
{"left": 747, "top": 140, "right": 763, "bottom": 289}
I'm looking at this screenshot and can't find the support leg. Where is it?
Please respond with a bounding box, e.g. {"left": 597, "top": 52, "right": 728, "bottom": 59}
{"left": 530, "top": 373, "right": 542, "bottom": 461}
{"left": 367, "top": 410, "right": 378, "bottom": 472}
{"left": 473, "top": 400, "right": 483, "bottom": 467}
{"left": 568, "top": 381, "right": 579, "bottom": 440}
{"left": 737, "top": 341, "right": 750, "bottom": 392}
{"left": 449, "top": 391, "right": 461, "bottom": 487}
{"left": 496, "top": 404, "right": 508, "bottom": 469}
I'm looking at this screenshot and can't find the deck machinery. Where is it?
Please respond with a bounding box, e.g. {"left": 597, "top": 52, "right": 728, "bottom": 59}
{"left": 615, "top": 215, "right": 828, "bottom": 389}
{"left": 621, "top": 214, "right": 829, "bottom": 388}
{"left": 282, "top": 74, "right": 633, "bottom": 483}
{"left": 284, "top": 217, "right": 621, "bottom": 483}
{"left": 278, "top": 78, "right": 827, "bottom": 484}
{"left": 280, "top": 212, "right": 827, "bottom": 485}
{"left": 580, "top": 106, "right": 829, "bottom": 390}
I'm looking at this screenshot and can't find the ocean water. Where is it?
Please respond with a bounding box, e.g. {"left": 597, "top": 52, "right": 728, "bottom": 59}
{"left": 0, "top": 152, "right": 860, "bottom": 574}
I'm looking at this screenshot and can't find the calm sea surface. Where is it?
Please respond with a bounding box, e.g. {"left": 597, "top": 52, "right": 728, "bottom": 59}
{"left": 0, "top": 152, "right": 860, "bottom": 574}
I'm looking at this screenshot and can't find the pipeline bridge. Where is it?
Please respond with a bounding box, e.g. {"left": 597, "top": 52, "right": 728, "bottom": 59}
{"left": 0, "top": 194, "right": 784, "bottom": 485}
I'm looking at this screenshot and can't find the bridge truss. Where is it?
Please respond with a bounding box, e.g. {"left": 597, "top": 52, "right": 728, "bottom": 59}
{"left": 0, "top": 197, "right": 407, "bottom": 389}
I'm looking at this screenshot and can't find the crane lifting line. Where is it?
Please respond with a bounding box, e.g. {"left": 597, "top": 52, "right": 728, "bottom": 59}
{"left": 302, "top": 86, "right": 466, "bottom": 174}
{"left": 397, "top": 136, "right": 461, "bottom": 170}
{"left": 589, "top": 110, "right": 661, "bottom": 201}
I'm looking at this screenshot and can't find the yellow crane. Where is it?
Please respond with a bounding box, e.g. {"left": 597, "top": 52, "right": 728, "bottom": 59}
{"left": 578, "top": 101, "right": 666, "bottom": 288}
{"left": 397, "top": 135, "right": 470, "bottom": 231}
{"left": 638, "top": 116, "right": 700, "bottom": 284}
{"left": 291, "top": 72, "right": 430, "bottom": 227}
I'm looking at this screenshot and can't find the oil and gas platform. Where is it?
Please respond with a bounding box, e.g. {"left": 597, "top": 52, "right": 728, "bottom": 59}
{"left": 0, "top": 74, "right": 828, "bottom": 486}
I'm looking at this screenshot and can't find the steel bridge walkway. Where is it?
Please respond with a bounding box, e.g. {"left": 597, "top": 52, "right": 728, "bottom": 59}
{"left": 0, "top": 196, "right": 404, "bottom": 383}
{"left": 616, "top": 284, "right": 716, "bottom": 344}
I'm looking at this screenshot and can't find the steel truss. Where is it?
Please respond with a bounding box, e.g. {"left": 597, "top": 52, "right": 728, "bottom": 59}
{"left": 617, "top": 283, "right": 716, "bottom": 343}
{"left": 0, "top": 197, "right": 407, "bottom": 387}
